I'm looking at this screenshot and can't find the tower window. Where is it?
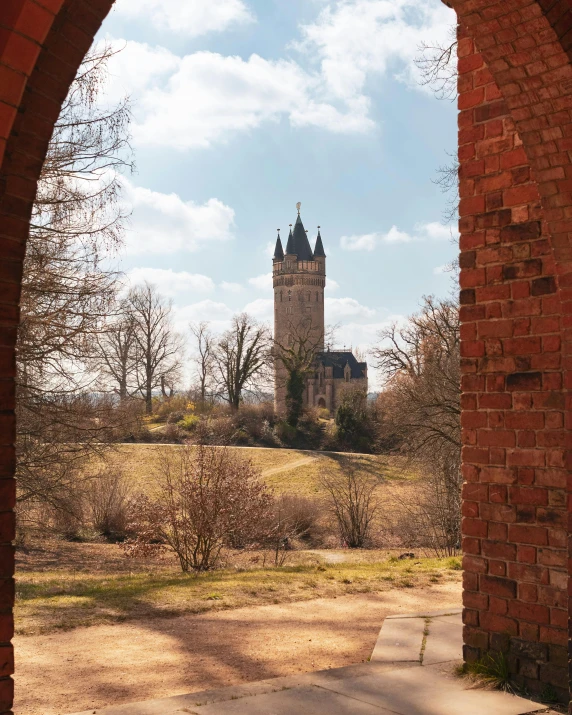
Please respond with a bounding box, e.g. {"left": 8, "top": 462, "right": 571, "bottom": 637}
{"left": 288, "top": 290, "right": 291, "bottom": 301}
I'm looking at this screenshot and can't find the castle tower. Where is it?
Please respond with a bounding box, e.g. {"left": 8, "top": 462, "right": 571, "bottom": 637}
{"left": 273, "top": 203, "right": 326, "bottom": 413}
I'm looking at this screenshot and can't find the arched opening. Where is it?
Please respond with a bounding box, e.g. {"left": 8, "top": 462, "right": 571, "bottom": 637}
{"left": 1, "top": 0, "right": 572, "bottom": 711}
{"left": 317, "top": 397, "right": 326, "bottom": 409}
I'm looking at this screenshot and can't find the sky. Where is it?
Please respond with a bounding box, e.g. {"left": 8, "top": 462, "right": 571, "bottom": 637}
{"left": 96, "top": 0, "right": 459, "bottom": 390}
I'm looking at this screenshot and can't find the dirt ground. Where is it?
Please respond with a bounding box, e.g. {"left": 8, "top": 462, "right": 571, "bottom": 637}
{"left": 15, "top": 582, "right": 461, "bottom": 715}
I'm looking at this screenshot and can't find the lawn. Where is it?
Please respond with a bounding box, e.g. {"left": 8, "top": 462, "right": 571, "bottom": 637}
{"left": 90, "top": 444, "right": 414, "bottom": 497}
{"left": 16, "top": 542, "right": 461, "bottom": 636}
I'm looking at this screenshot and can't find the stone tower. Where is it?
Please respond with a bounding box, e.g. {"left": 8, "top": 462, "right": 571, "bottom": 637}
{"left": 273, "top": 204, "right": 326, "bottom": 412}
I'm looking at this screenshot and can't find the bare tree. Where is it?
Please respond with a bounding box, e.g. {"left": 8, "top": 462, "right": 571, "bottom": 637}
{"left": 16, "top": 43, "right": 133, "bottom": 514}
{"left": 372, "top": 296, "right": 461, "bottom": 553}
{"left": 415, "top": 25, "right": 458, "bottom": 102}
{"left": 96, "top": 302, "right": 138, "bottom": 400}
{"left": 320, "top": 465, "right": 378, "bottom": 548}
{"left": 127, "top": 282, "right": 184, "bottom": 414}
{"left": 214, "top": 313, "right": 271, "bottom": 410}
{"left": 189, "top": 321, "right": 215, "bottom": 410}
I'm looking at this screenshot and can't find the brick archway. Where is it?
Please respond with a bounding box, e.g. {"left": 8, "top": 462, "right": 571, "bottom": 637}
{"left": 1, "top": 0, "right": 572, "bottom": 711}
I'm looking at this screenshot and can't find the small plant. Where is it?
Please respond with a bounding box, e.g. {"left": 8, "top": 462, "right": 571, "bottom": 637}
{"left": 463, "top": 651, "right": 514, "bottom": 693}
{"left": 178, "top": 414, "right": 200, "bottom": 432}
{"left": 446, "top": 556, "right": 462, "bottom": 570}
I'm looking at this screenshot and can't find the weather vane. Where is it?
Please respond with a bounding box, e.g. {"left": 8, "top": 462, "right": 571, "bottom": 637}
{"left": 296, "top": 201, "right": 301, "bottom": 215}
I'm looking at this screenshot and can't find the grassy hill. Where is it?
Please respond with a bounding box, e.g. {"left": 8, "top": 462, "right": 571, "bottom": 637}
{"left": 93, "top": 444, "right": 413, "bottom": 498}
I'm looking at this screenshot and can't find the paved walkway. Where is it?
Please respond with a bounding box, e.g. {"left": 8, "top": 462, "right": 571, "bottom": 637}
{"left": 72, "top": 610, "right": 558, "bottom": 715}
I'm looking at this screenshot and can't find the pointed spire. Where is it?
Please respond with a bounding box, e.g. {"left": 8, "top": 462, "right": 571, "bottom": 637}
{"left": 291, "top": 211, "right": 313, "bottom": 260}
{"left": 314, "top": 226, "right": 326, "bottom": 258}
{"left": 273, "top": 230, "right": 284, "bottom": 260}
{"left": 285, "top": 224, "right": 295, "bottom": 254}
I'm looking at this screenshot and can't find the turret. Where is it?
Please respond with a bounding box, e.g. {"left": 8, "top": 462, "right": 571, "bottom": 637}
{"left": 273, "top": 230, "right": 284, "bottom": 261}
{"left": 273, "top": 202, "right": 326, "bottom": 413}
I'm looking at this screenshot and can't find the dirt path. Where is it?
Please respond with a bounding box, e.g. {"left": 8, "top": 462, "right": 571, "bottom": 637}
{"left": 261, "top": 456, "right": 317, "bottom": 477}
{"left": 15, "top": 582, "right": 461, "bottom": 715}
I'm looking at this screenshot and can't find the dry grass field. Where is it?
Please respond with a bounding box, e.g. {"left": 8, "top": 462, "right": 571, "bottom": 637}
{"left": 90, "top": 443, "right": 413, "bottom": 497}
{"left": 16, "top": 541, "right": 461, "bottom": 636}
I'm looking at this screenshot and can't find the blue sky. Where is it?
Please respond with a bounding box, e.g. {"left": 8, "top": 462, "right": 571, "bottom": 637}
{"left": 97, "top": 0, "right": 458, "bottom": 387}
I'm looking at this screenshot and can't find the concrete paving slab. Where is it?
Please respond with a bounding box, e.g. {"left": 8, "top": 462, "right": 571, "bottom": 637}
{"left": 70, "top": 681, "right": 279, "bottom": 715}
{"left": 422, "top": 619, "right": 463, "bottom": 665}
{"left": 69, "top": 663, "right": 419, "bottom": 715}
{"left": 430, "top": 613, "right": 463, "bottom": 626}
{"left": 385, "top": 609, "right": 462, "bottom": 620}
{"left": 191, "top": 685, "right": 394, "bottom": 714}
{"left": 319, "top": 666, "right": 546, "bottom": 715}
{"left": 371, "top": 617, "right": 424, "bottom": 663}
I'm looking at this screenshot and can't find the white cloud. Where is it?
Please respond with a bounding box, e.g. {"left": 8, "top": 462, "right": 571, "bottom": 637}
{"left": 248, "top": 273, "right": 273, "bottom": 291}
{"left": 417, "top": 221, "right": 456, "bottom": 241}
{"left": 243, "top": 298, "right": 273, "bottom": 321}
{"left": 173, "top": 300, "right": 234, "bottom": 335}
{"left": 101, "top": 1, "right": 455, "bottom": 150}
{"left": 340, "top": 221, "right": 455, "bottom": 251}
{"left": 126, "top": 49, "right": 372, "bottom": 149}
{"left": 296, "top": 0, "right": 455, "bottom": 101}
{"left": 325, "top": 297, "right": 376, "bottom": 320}
{"left": 221, "top": 281, "right": 243, "bottom": 293}
{"left": 326, "top": 278, "right": 340, "bottom": 292}
{"left": 120, "top": 178, "right": 235, "bottom": 255}
{"left": 340, "top": 225, "right": 412, "bottom": 251}
{"left": 113, "top": 0, "right": 254, "bottom": 36}
{"left": 127, "top": 267, "right": 215, "bottom": 295}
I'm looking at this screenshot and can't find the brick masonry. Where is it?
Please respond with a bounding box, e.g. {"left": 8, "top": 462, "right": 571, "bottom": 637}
{"left": 1, "top": 0, "right": 572, "bottom": 712}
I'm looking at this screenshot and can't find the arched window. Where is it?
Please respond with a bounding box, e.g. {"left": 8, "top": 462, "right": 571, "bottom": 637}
{"left": 288, "top": 290, "right": 291, "bottom": 301}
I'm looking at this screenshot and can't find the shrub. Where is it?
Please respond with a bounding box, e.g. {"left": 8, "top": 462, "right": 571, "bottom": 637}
{"left": 178, "top": 414, "right": 200, "bottom": 432}
{"left": 85, "top": 468, "right": 132, "bottom": 541}
{"left": 320, "top": 465, "right": 378, "bottom": 548}
{"left": 123, "top": 445, "right": 273, "bottom": 572}
{"left": 274, "top": 420, "right": 297, "bottom": 443}
{"left": 154, "top": 395, "right": 193, "bottom": 423}
{"left": 262, "top": 494, "right": 322, "bottom": 565}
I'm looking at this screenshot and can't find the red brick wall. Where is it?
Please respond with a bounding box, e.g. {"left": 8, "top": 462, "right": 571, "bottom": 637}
{"left": 0, "top": 1, "right": 114, "bottom": 711}
{"left": 457, "top": 22, "right": 569, "bottom": 701}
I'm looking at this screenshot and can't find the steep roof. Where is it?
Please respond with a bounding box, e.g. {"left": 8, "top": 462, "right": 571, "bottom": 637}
{"left": 314, "top": 228, "right": 326, "bottom": 258}
{"left": 273, "top": 233, "right": 284, "bottom": 260}
{"left": 316, "top": 351, "right": 367, "bottom": 380}
{"left": 290, "top": 214, "right": 314, "bottom": 261}
{"left": 285, "top": 227, "right": 295, "bottom": 255}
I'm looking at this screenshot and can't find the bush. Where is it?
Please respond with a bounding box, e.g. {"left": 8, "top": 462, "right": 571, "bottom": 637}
{"left": 274, "top": 420, "right": 297, "bottom": 443}
{"left": 85, "top": 468, "right": 132, "bottom": 541}
{"left": 153, "top": 395, "right": 193, "bottom": 423}
{"left": 123, "top": 445, "right": 273, "bottom": 572}
{"left": 320, "top": 465, "right": 379, "bottom": 548}
{"left": 178, "top": 414, "right": 200, "bottom": 432}
{"left": 334, "top": 389, "right": 375, "bottom": 452}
